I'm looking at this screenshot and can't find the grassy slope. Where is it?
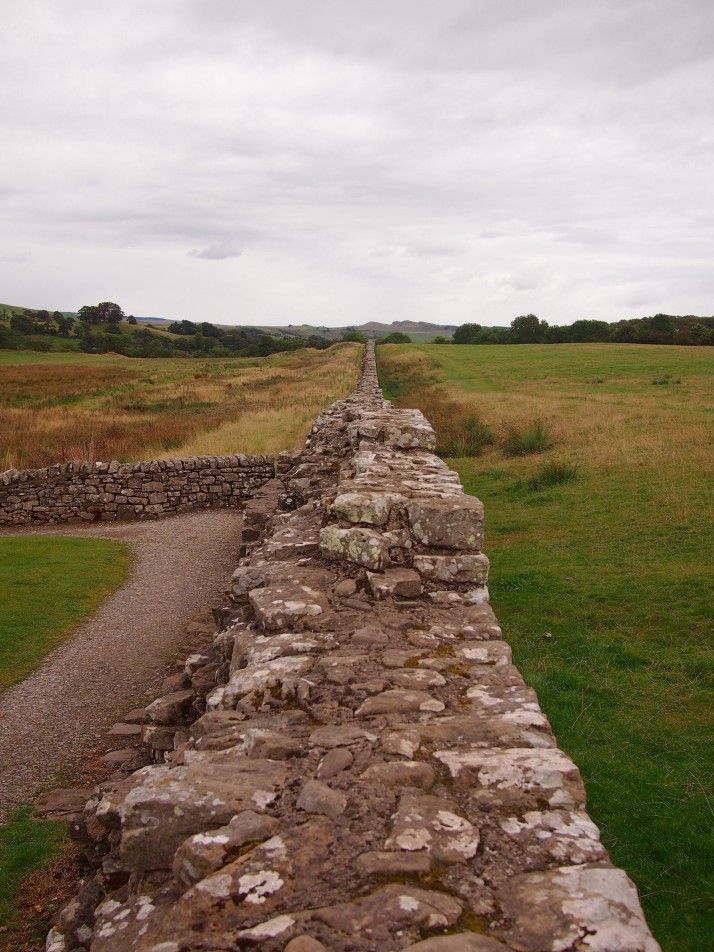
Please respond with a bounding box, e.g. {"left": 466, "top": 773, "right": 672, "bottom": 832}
{"left": 377, "top": 343, "right": 713, "bottom": 952}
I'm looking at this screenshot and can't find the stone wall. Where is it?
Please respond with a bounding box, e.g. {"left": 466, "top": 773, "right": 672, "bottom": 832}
{"left": 0, "top": 453, "right": 282, "bottom": 525}
{"left": 47, "top": 343, "right": 660, "bottom": 952}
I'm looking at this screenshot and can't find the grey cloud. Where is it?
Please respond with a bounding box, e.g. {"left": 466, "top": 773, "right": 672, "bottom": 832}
{"left": 0, "top": 0, "right": 712, "bottom": 325}
{"left": 189, "top": 241, "right": 243, "bottom": 260}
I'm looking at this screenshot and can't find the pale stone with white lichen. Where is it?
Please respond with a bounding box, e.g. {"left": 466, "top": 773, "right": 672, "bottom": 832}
{"left": 319, "top": 524, "right": 390, "bottom": 569}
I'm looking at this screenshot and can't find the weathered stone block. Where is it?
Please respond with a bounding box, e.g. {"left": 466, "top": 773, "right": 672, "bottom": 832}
{"left": 319, "top": 525, "right": 390, "bottom": 569}
{"left": 414, "top": 552, "right": 489, "bottom": 584}
{"left": 331, "top": 491, "right": 395, "bottom": 526}
{"left": 494, "top": 865, "right": 661, "bottom": 952}
{"left": 119, "top": 758, "right": 288, "bottom": 870}
{"left": 249, "top": 583, "right": 328, "bottom": 630}
{"left": 366, "top": 566, "right": 422, "bottom": 598}
{"left": 407, "top": 495, "right": 484, "bottom": 550}
{"left": 435, "top": 748, "right": 586, "bottom": 810}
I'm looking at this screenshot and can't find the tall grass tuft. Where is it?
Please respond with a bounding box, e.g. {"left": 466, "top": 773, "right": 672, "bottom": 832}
{"left": 437, "top": 409, "right": 494, "bottom": 457}
{"left": 503, "top": 420, "right": 554, "bottom": 457}
{"left": 527, "top": 460, "right": 579, "bottom": 491}
{"left": 393, "top": 388, "right": 494, "bottom": 457}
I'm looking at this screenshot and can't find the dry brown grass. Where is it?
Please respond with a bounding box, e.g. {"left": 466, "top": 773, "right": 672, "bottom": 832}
{"left": 378, "top": 343, "right": 713, "bottom": 514}
{"left": 0, "top": 345, "right": 362, "bottom": 470}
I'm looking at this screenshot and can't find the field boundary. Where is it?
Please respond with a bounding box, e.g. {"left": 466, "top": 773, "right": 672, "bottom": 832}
{"left": 0, "top": 453, "right": 293, "bottom": 525}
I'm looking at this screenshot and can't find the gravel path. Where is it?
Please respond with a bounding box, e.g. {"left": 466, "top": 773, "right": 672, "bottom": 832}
{"left": 0, "top": 509, "right": 244, "bottom": 823}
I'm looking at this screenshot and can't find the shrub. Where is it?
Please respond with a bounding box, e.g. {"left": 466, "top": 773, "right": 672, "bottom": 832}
{"left": 503, "top": 420, "right": 554, "bottom": 456}
{"left": 527, "top": 460, "right": 579, "bottom": 491}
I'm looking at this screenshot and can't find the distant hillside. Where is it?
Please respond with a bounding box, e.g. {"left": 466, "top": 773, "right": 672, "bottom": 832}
{"left": 255, "top": 320, "right": 457, "bottom": 342}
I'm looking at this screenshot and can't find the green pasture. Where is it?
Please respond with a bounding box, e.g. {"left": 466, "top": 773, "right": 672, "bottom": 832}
{"left": 0, "top": 536, "right": 131, "bottom": 692}
{"left": 0, "top": 536, "right": 130, "bottom": 933}
{"left": 377, "top": 343, "right": 713, "bottom": 952}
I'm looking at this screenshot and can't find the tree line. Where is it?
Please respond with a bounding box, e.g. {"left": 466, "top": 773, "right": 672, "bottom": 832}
{"left": 0, "top": 304, "right": 333, "bottom": 358}
{"left": 451, "top": 313, "right": 714, "bottom": 346}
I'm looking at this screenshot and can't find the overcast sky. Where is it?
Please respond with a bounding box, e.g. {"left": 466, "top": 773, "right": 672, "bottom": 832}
{"left": 1, "top": 0, "right": 713, "bottom": 328}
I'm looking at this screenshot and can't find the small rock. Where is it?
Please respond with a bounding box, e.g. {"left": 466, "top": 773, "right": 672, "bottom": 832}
{"left": 366, "top": 566, "right": 422, "bottom": 599}
{"left": 145, "top": 689, "right": 195, "bottom": 726}
{"left": 107, "top": 723, "right": 143, "bottom": 737}
{"left": 333, "top": 578, "right": 358, "bottom": 597}
{"left": 356, "top": 689, "right": 445, "bottom": 716}
{"left": 352, "top": 626, "right": 389, "bottom": 645}
{"left": 356, "top": 850, "right": 432, "bottom": 876}
{"left": 36, "top": 788, "right": 88, "bottom": 819}
{"left": 173, "top": 810, "right": 281, "bottom": 886}
{"left": 161, "top": 670, "right": 191, "bottom": 693}
{"left": 285, "top": 938, "right": 328, "bottom": 952}
{"left": 317, "top": 748, "right": 353, "bottom": 779}
{"left": 296, "top": 779, "right": 348, "bottom": 818}
{"left": 309, "top": 724, "right": 377, "bottom": 748}
{"left": 100, "top": 748, "right": 136, "bottom": 766}
{"left": 361, "top": 762, "right": 436, "bottom": 790}
{"left": 401, "top": 935, "right": 512, "bottom": 951}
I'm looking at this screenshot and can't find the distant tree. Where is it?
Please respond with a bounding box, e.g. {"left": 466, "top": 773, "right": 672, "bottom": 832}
{"left": 55, "top": 314, "right": 75, "bottom": 336}
{"left": 511, "top": 314, "right": 548, "bottom": 343}
{"left": 649, "top": 313, "right": 677, "bottom": 344}
{"left": 379, "top": 331, "right": 411, "bottom": 344}
{"left": 452, "top": 323, "right": 481, "bottom": 344}
{"left": 564, "top": 320, "right": 611, "bottom": 343}
{"left": 342, "top": 330, "right": 367, "bottom": 343}
{"left": 168, "top": 319, "right": 198, "bottom": 335}
{"left": 10, "top": 313, "right": 36, "bottom": 335}
{"left": 127, "top": 315, "right": 138, "bottom": 325}
{"left": 432, "top": 335, "right": 449, "bottom": 344}
{"left": 200, "top": 322, "right": 225, "bottom": 340}
{"left": 78, "top": 301, "right": 125, "bottom": 324}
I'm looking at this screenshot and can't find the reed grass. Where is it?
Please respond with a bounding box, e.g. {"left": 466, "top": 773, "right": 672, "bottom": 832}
{"left": 0, "top": 344, "right": 361, "bottom": 470}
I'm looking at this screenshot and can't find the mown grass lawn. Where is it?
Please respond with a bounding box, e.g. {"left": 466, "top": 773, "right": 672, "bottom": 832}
{"left": 0, "top": 536, "right": 131, "bottom": 693}
{"left": 377, "top": 343, "right": 713, "bottom": 952}
{"left": 0, "top": 536, "right": 130, "bottom": 937}
{"left": 0, "top": 807, "right": 68, "bottom": 933}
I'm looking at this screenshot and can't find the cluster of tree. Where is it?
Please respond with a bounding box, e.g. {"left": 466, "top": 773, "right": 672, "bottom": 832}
{"left": 76, "top": 324, "right": 331, "bottom": 359}
{"left": 451, "top": 313, "right": 714, "bottom": 346}
{"left": 377, "top": 331, "right": 412, "bottom": 344}
{"left": 6, "top": 309, "right": 76, "bottom": 336}
{"left": 341, "top": 330, "right": 412, "bottom": 344}
{"left": 78, "top": 301, "right": 132, "bottom": 325}
{"left": 0, "top": 304, "right": 334, "bottom": 358}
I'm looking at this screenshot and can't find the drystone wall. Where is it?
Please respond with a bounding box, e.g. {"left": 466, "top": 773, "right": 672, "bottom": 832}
{"left": 0, "top": 454, "right": 279, "bottom": 525}
{"left": 48, "top": 343, "right": 660, "bottom": 952}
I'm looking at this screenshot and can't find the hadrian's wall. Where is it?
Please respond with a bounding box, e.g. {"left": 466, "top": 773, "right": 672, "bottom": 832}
{"left": 47, "top": 343, "right": 660, "bottom": 952}
{"left": 0, "top": 454, "right": 281, "bottom": 525}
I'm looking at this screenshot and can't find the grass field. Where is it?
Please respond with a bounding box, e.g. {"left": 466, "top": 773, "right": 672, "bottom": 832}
{"left": 0, "top": 343, "right": 361, "bottom": 470}
{"left": 0, "top": 536, "right": 131, "bottom": 693}
{"left": 0, "top": 807, "right": 72, "bottom": 942}
{"left": 0, "top": 536, "right": 130, "bottom": 940}
{"left": 377, "top": 343, "right": 713, "bottom": 952}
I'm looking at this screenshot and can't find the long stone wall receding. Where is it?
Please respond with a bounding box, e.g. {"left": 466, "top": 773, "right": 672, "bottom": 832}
{"left": 47, "top": 343, "right": 660, "bottom": 952}
{"left": 0, "top": 453, "right": 282, "bottom": 525}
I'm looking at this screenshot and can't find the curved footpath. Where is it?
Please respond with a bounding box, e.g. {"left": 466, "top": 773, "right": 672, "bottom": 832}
{"left": 47, "top": 344, "right": 659, "bottom": 952}
{"left": 0, "top": 510, "right": 246, "bottom": 823}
